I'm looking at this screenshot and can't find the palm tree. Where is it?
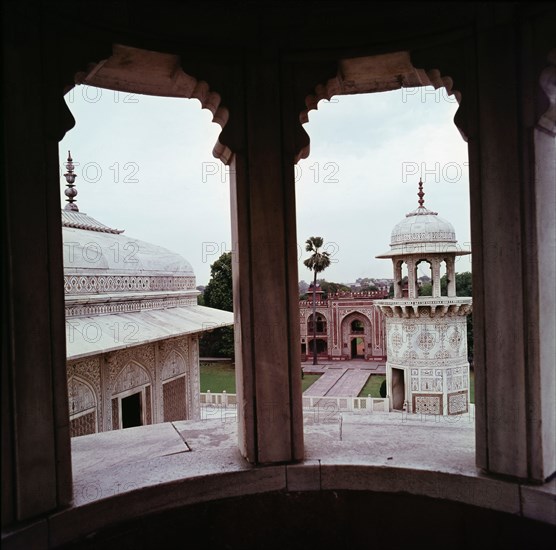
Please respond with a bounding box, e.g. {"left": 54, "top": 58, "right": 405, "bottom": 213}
{"left": 303, "top": 236, "right": 331, "bottom": 365}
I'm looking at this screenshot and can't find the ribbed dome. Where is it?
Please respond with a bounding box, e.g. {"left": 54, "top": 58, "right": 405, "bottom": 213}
{"left": 62, "top": 225, "right": 194, "bottom": 277}
{"left": 61, "top": 211, "right": 196, "bottom": 296}
{"left": 59, "top": 153, "right": 197, "bottom": 297}
{"left": 390, "top": 206, "right": 456, "bottom": 247}
{"left": 375, "top": 180, "right": 470, "bottom": 259}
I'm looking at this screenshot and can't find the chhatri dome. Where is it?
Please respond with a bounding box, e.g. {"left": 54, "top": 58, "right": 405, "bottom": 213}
{"left": 377, "top": 179, "right": 467, "bottom": 259}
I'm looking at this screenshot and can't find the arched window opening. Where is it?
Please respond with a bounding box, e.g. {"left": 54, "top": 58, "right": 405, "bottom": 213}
{"left": 296, "top": 85, "right": 472, "bottom": 438}
{"left": 308, "top": 313, "right": 327, "bottom": 334}
{"left": 60, "top": 72, "right": 234, "bottom": 439}
{"left": 417, "top": 260, "right": 433, "bottom": 296}
{"left": 308, "top": 338, "right": 328, "bottom": 354}
{"left": 440, "top": 260, "right": 449, "bottom": 296}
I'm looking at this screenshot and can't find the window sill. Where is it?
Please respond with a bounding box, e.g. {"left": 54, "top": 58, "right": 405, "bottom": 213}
{"left": 4, "top": 411, "right": 555, "bottom": 548}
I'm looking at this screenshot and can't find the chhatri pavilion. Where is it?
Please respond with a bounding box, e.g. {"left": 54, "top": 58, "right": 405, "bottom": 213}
{"left": 375, "top": 180, "right": 472, "bottom": 415}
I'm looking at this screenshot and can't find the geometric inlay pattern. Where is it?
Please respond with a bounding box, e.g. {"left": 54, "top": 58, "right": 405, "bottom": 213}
{"left": 111, "top": 398, "right": 119, "bottom": 430}
{"left": 448, "top": 391, "right": 468, "bottom": 414}
{"left": 391, "top": 330, "right": 403, "bottom": 351}
{"left": 64, "top": 275, "right": 196, "bottom": 295}
{"left": 70, "top": 411, "right": 97, "bottom": 438}
{"left": 145, "top": 385, "right": 152, "bottom": 425}
{"left": 417, "top": 330, "right": 436, "bottom": 351}
{"left": 414, "top": 394, "right": 441, "bottom": 415}
{"left": 163, "top": 376, "right": 187, "bottom": 422}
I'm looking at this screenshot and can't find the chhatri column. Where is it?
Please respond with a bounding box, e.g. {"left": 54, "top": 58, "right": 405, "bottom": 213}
{"left": 446, "top": 257, "right": 456, "bottom": 297}
{"left": 406, "top": 258, "right": 417, "bottom": 298}
{"left": 432, "top": 258, "right": 441, "bottom": 298}
{"left": 393, "top": 259, "right": 403, "bottom": 298}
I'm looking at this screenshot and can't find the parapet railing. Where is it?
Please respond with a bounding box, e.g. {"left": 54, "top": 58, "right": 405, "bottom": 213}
{"left": 201, "top": 391, "right": 389, "bottom": 413}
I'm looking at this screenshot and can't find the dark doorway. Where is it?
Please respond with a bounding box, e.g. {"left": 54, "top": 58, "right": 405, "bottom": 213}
{"left": 350, "top": 337, "right": 364, "bottom": 359}
{"left": 309, "top": 339, "right": 327, "bottom": 354}
{"left": 391, "top": 368, "right": 405, "bottom": 410}
{"left": 121, "top": 392, "right": 142, "bottom": 428}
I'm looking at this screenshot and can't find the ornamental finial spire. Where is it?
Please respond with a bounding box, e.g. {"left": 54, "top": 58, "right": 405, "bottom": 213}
{"left": 417, "top": 177, "right": 425, "bottom": 208}
{"left": 64, "top": 151, "right": 78, "bottom": 212}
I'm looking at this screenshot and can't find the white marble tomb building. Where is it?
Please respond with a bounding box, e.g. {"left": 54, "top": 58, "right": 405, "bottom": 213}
{"left": 375, "top": 180, "right": 473, "bottom": 415}
{"left": 61, "top": 154, "right": 233, "bottom": 436}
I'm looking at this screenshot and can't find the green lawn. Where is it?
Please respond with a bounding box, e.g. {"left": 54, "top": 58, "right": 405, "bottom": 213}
{"left": 301, "top": 374, "right": 321, "bottom": 392}
{"left": 357, "top": 374, "right": 386, "bottom": 398}
{"left": 200, "top": 361, "right": 236, "bottom": 393}
{"left": 200, "top": 362, "right": 321, "bottom": 394}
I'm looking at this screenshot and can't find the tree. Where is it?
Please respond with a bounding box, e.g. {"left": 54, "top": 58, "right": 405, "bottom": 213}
{"left": 419, "top": 283, "right": 433, "bottom": 296}
{"left": 317, "top": 279, "right": 350, "bottom": 299}
{"left": 203, "top": 252, "right": 233, "bottom": 312}
{"left": 199, "top": 252, "right": 235, "bottom": 360}
{"left": 303, "top": 237, "right": 331, "bottom": 365}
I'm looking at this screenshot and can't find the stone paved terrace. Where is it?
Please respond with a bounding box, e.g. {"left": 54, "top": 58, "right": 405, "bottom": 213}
{"left": 48, "top": 408, "right": 555, "bottom": 549}
{"left": 302, "top": 359, "right": 386, "bottom": 397}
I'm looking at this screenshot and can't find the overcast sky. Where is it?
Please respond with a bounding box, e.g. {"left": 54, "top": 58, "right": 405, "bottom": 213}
{"left": 59, "top": 84, "right": 471, "bottom": 286}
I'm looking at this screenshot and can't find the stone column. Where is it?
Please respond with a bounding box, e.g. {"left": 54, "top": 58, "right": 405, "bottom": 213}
{"left": 468, "top": 9, "right": 555, "bottom": 481}
{"left": 229, "top": 57, "right": 303, "bottom": 464}
{"left": 2, "top": 3, "right": 74, "bottom": 523}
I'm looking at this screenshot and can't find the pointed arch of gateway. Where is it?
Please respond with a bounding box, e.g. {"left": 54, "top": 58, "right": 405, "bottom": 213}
{"left": 341, "top": 311, "right": 372, "bottom": 360}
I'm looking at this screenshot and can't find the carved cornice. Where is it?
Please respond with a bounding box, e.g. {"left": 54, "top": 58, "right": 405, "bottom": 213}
{"left": 377, "top": 298, "right": 472, "bottom": 318}
{"left": 65, "top": 295, "right": 197, "bottom": 318}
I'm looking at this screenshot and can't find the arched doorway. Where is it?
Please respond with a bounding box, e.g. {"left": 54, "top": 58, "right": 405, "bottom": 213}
{"left": 341, "top": 312, "right": 372, "bottom": 360}
{"left": 350, "top": 337, "right": 365, "bottom": 359}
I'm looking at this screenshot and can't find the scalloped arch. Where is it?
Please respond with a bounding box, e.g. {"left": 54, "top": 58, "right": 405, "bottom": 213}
{"left": 64, "top": 44, "right": 232, "bottom": 164}
{"left": 297, "top": 52, "right": 464, "bottom": 163}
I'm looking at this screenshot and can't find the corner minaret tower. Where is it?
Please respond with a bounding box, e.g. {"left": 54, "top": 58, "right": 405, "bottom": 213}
{"left": 375, "top": 179, "right": 472, "bottom": 415}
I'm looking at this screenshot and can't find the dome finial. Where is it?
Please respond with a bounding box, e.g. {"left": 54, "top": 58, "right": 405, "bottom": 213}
{"left": 64, "top": 151, "right": 79, "bottom": 212}
{"left": 417, "top": 177, "right": 425, "bottom": 208}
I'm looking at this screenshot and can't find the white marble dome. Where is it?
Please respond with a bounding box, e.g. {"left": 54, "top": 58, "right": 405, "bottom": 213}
{"left": 62, "top": 210, "right": 194, "bottom": 278}
{"left": 390, "top": 206, "right": 456, "bottom": 247}
{"left": 375, "top": 187, "right": 470, "bottom": 259}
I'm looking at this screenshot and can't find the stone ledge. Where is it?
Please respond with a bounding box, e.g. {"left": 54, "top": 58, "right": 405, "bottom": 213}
{"left": 3, "top": 415, "right": 555, "bottom": 548}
